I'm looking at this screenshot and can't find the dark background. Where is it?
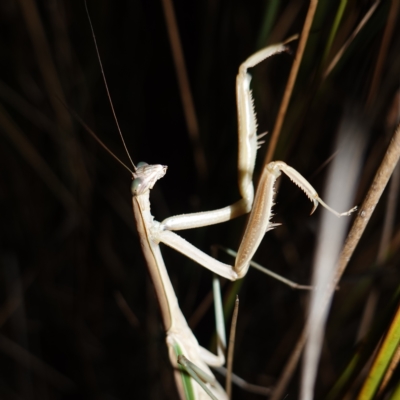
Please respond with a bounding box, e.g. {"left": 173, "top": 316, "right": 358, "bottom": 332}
{"left": 0, "top": 0, "right": 399, "bottom": 399}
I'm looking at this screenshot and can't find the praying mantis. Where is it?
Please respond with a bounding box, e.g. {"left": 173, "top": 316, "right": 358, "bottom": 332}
{"left": 82, "top": 5, "right": 356, "bottom": 398}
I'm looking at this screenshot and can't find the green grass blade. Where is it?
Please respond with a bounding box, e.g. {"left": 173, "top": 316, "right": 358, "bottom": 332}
{"left": 357, "top": 305, "right": 400, "bottom": 400}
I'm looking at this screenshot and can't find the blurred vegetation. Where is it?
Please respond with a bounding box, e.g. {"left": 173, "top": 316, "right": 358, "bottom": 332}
{"left": 0, "top": 0, "right": 399, "bottom": 399}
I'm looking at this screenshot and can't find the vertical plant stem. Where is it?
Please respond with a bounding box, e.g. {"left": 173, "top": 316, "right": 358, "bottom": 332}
{"left": 264, "top": 0, "right": 318, "bottom": 164}
{"left": 160, "top": 0, "right": 207, "bottom": 180}
{"left": 334, "top": 123, "right": 400, "bottom": 286}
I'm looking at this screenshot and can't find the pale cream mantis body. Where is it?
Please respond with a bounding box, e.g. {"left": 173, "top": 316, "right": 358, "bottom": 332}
{"left": 83, "top": 7, "right": 355, "bottom": 395}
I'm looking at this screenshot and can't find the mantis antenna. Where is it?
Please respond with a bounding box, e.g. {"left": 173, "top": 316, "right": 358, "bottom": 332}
{"left": 84, "top": 0, "right": 136, "bottom": 171}
{"left": 61, "top": 101, "right": 134, "bottom": 175}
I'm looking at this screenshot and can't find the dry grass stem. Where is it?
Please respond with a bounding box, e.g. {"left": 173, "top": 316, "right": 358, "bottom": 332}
{"left": 161, "top": 0, "right": 207, "bottom": 180}
{"left": 264, "top": 0, "right": 318, "bottom": 164}
{"left": 334, "top": 122, "right": 400, "bottom": 287}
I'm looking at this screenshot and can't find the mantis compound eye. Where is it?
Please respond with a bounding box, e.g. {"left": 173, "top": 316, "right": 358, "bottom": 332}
{"left": 136, "top": 161, "right": 148, "bottom": 168}
{"left": 131, "top": 178, "right": 143, "bottom": 196}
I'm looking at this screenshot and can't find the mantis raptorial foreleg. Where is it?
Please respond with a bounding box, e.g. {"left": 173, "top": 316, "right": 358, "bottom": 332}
{"left": 157, "top": 44, "right": 356, "bottom": 281}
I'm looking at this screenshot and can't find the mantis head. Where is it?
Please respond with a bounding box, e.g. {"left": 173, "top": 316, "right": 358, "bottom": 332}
{"left": 131, "top": 162, "right": 167, "bottom": 196}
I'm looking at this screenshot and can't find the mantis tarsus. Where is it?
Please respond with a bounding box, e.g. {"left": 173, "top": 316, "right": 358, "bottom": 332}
{"left": 84, "top": 6, "right": 356, "bottom": 398}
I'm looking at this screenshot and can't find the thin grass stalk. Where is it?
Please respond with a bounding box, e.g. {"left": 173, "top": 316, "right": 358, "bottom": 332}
{"left": 160, "top": 0, "right": 207, "bottom": 181}
{"left": 263, "top": 0, "right": 318, "bottom": 164}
